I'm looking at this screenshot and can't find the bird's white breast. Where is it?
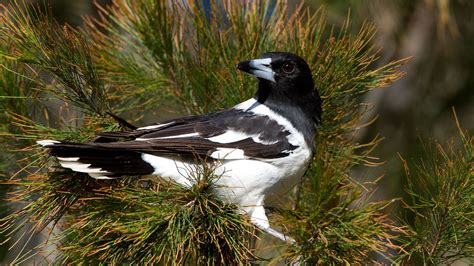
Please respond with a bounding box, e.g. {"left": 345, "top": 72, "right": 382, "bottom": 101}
{"left": 225, "top": 98, "right": 312, "bottom": 204}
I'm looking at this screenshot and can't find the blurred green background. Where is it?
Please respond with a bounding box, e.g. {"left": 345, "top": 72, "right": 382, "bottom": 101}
{"left": 1, "top": 0, "right": 472, "bottom": 263}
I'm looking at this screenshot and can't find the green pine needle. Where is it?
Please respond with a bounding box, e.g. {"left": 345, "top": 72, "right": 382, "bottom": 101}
{"left": 398, "top": 124, "right": 473, "bottom": 264}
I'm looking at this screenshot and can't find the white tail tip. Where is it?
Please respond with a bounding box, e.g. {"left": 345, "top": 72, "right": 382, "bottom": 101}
{"left": 36, "top": 140, "right": 60, "bottom": 146}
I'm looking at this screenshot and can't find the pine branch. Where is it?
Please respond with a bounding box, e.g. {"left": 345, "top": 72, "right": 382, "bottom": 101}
{"left": 0, "top": 2, "right": 110, "bottom": 116}
{"left": 397, "top": 122, "right": 473, "bottom": 264}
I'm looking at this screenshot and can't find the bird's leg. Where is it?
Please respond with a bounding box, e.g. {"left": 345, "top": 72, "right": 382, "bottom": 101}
{"left": 249, "top": 205, "right": 296, "bottom": 244}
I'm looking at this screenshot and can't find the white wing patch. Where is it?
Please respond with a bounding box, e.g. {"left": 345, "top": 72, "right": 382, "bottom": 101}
{"left": 207, "top": 130, "right": 249, "bottom": 143}
{"left": 210, "top": 148, "right": 246, "bottom": 160}
{"left": 137, "top": 122, "right": 174, "bottom": 130}
{"left": 207, "top": 130, "right": 277, "bottom": 145}
{"left": 136, "top": 132, "right": 199, "bottom": 141}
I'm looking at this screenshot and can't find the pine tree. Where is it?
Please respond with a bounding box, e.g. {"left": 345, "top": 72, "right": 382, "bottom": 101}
{"left": 0, "top": 1, "right": 471, "bottom": 264}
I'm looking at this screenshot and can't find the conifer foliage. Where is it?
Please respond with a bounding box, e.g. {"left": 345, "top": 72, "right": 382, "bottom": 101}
{"left": 0, "top": 0, "right": 471, "bottom": 264}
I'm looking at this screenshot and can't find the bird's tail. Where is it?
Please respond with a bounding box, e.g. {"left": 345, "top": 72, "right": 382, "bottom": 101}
{"left": 37, "top": 140, "right": 155, "bottom": 179}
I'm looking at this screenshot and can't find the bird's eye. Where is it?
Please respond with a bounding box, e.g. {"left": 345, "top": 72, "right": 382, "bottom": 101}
{"left": 282, "top": 63, "right": 295, "bottom": 74}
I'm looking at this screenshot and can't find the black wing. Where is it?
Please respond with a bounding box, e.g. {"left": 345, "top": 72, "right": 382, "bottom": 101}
{"left": 94, "top": 108, "right": 298, "bottom": 160}
{"left": 42, "top": 108, "right": 299, "bottom": 178}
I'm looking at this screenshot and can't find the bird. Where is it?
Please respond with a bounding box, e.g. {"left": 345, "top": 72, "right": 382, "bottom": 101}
{"left": 37, "top": 52, "right": 322, "bottom": 243}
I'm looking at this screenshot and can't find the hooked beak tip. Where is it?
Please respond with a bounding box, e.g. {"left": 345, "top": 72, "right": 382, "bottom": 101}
{"left": 236, "top": 60, "right": 251, "bottom": 73}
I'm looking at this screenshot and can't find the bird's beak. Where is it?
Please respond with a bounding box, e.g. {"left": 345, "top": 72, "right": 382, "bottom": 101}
{"left": 236, "top": 58, "right": 276, "bottom": 83}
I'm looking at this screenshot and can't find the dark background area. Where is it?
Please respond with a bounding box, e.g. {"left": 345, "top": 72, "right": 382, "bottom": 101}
{"left": 1, "top": 0, "right": 472, "bottom": 263}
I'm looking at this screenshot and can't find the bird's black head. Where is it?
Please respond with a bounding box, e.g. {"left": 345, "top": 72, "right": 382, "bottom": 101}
{"left": 237, "top": 52, "right": 322, "bottom": 133}
{"left": 237, "top": 52, "right": 314, "bottom": 95}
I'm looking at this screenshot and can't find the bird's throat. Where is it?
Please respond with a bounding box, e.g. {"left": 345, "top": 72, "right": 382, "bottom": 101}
{"left": 255, "top": 80, "right": 272, "bottom": 103}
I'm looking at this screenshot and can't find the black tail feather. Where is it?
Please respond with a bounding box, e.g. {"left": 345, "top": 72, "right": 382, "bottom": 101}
{"left": 45, "top": 142, "right": 155, "bottom": 178}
